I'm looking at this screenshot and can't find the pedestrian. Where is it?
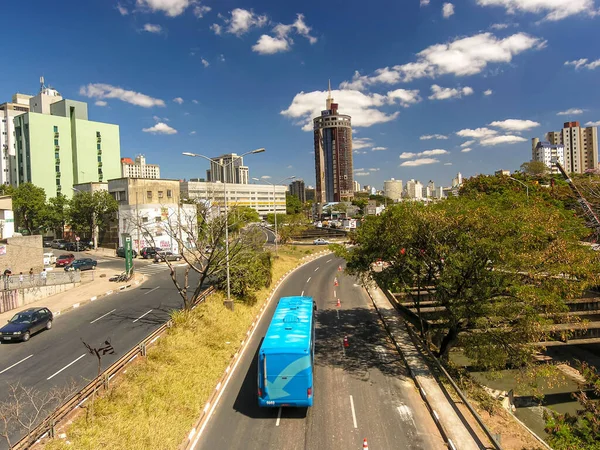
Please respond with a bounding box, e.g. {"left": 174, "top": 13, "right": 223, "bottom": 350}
{"left": 29, "top": 268, "right": 34, "bottom": 283}
{"left": 40, "top": 268, "right": 47, "bottom": 285}
{"left": 19, "top": 272, "right": 24, "bottom": 287}
{"left": 3, "top": 268, "right": 11, "bottom": 290}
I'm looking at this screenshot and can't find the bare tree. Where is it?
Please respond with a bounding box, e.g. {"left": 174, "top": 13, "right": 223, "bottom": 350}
{"left": 0, "top": 381, "right": 77, "bottom": 448}
{"left": 122, "top": 199, "right": 263, "bottom": 310}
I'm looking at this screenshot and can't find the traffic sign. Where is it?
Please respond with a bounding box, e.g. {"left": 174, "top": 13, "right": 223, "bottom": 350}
{"left": 76, "top": 236, "right": 80, "bottom": 241}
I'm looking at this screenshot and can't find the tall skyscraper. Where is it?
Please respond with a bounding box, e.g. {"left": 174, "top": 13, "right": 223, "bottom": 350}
{"left": 206, "top": 153, "right": 249, "bottom": 184}
{"left": 289, "top": 179, "right": 306, "bottom": 203}
{"left": 545, "top": 122, "right": 598, "bottom": 173}
{"left": 313, "top": 82, "right": 354, "bottom": 204}
{"left": 1, "top": 94, "right": 31, "bottom": 185}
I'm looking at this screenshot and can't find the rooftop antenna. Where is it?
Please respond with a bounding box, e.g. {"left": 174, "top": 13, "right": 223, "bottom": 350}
{"left": 40, "top": 76, "right": 46, "bottom": 92}
{"left": 326, "top": 79, "right": 334, "bottom": 110}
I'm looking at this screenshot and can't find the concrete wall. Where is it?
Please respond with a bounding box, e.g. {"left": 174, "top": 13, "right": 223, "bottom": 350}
{"left": 0, "top": 281, "right": 80, "bottom": 314}
{"left": 1, "top": 235, "right": 44, "bottom": 274}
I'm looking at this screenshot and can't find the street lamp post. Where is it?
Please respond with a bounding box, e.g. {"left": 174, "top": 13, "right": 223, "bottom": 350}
{"left": 253, "top": 176, "right": 295, "bottom": 256}
{"left": 183, "top": 148, "right": 265, "bottom": 311}
{"left": 508, "top": 176, "right": 529, "bottom": 202}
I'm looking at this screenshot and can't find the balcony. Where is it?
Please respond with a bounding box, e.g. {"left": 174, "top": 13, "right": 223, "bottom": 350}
{"left": 56, "top": 172, "right": 61, "bottom": 178}
{"left": 97, "top": 149, "right": 102, "bottom": 155}
{"left": 55, "top": 158, "right": 60, "bottom": 164}
{"left": 97, "top": 137, "right": 102, "bottom": 143}
{"left": 98, "top": 162, "right": 103, "bottom": 167}
{"left": 54, "top": 132, "right": 59, "bottom": 138}
{"left": 54, "top": 145, "right": 60, "bottom": 151}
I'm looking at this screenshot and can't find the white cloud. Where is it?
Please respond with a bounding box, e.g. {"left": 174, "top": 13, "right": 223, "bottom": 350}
{"left": 353, "top": 168, "right": 365, "bottom": 172}
{"left": 223, "top": 8, "right": 268, "bottom": 36}
{"left": 193, "top": 4, "right": 211, "bottom": 18}
{"left": 490, "top": 23, "right": 509, "bottom": 29}
{"left": 387, "top": 89, "right": 422, "bottom": 107}
{"left": 143, "top": 23, "right": 162, "bottom": 33}
{"left": 461, "top": 147, "right": 473, "bottom": 152}
{"left": 484, "top": 89, "right": 493, "bottom": 96}
{"left": 173, "top": 97, "right": 184, "bottom": 104}
{"left": 79, "top": 83, "right": 165, "bottom": 108}
{"left": 354, "top": 171, "right": 371, "bottom": 176}
{"left": 253, "top": 35, "right": 290, "bottom": 54}
{"left": 136, "top": 0, "right": 193, "bottom": 17}
{"left": 420, "top": 134, "right": 448, "bottom": 140}
{"left": 488, "top": 118, "right": 540, "bottom": 131}
{"left": 420, "top": 0, "right": 430, "bottom": 5}
{"left": 442, "top": 3, "right": 455, "bottom": 18}
{"left": 117, "top": 3, "right": 128, "bottom": 15}
{"left": 420, "top": 149, "right": 449, "bottom": 156}
{"left": 353, "top": 138, "right": 373, "bottom": 149}
{"left": 565, "top": 58, "right": 600, "bottom": 70}
{"left": 142, "top": 122, "right": 177, "bottom": 134}
{"left": 461, "top": 140, "right": 476, "bottom": 147}
{"left": 210, "top": 23, "right": 222, "bottom": 35}
{"left": 340, "top": 32, "right": 545, "bottom": 90}
{"left": 95, "top": 100, "right": 108, "bottom": 107}
{"left": 428, "top": 85, "right": 474, "bottom": 100}
{"left": 261, "top": 175, "right": 271, "bottom": 179}
{"left": 399, "top": 152, "right": 418, "bottom": 159}
{"left": 400, "top": 158, "right": 440, "bottom": 167}
{"left": 287, "top": 165, "right": 293, "bottom": 169}
{"left": 479, "top": 134, "right": 527, "bottom": 146}
{"left": 585, "top": 121, "right": 600, "bottom": 126}
{"left": 254, "top": 14, "right": 317, "bottom": 55}
{"left": 189, "top": 131, "right": 197, "bottom": 135}
{"left": 456, "top": 127, "right": 498, "bottom": 138}
{"left": 372, "top": 146, "right": 388, "bottom": 151}
{"left": 444, "top": 163, "right": 453, "bottom": 166}
{"left": 192, "top": 99, "right": 199, "bottom": 104}
{"left": 369, "top": 168, "right": 380, "bottom": 171}
{"left": 557, "top": 108, "right": 584, "bottom": 116}
{"left": 476, "top": 0, "right": 596, "bottom": 22}
{"left": 281, "top": 89, "right": 400, "bottom": 131}
{"left": 201, "top": 58, "right": 210, "bottom": 67}
{"left": 219, "top": 54, "right": 226, "bottom": 62}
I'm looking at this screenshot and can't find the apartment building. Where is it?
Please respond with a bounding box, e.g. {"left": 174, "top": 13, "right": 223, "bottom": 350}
{"left": 0, "top": 94, "right": 31, "bottom": 186}
{"left": 121, "top": 155, "right": 160, "bottom": 179}
{"left": 545, "top": 122, "right": 598, "bottom": 173}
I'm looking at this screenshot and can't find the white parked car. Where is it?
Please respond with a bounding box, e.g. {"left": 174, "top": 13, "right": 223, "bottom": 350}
{"left": 43, "top": 253, "right": 57, "bottom": 266}
{"left": 313, "top": 238, "right": 330, "bottom": 245}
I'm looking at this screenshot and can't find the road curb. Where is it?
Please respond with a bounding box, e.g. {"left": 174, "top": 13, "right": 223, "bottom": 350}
{"left": 50, "top": 275, "right": 146, "bottom": 318}
{"left": 184, "top": 249, "right": 333, "bottom": 450}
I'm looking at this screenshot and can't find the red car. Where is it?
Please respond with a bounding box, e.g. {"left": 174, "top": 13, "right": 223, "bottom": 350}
{"left": 55, "top": 253, "right": 75, "bottom": 267}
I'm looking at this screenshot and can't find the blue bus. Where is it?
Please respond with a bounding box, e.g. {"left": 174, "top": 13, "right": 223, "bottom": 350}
{"left": 258, "top": 296, "right": 316, "bottom": 407}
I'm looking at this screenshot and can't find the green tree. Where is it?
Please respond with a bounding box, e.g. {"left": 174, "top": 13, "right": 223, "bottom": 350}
{"left": 351, "top": 198, "right": 368, "bottom": 215}
{"left": 286, "top": 193, "right": 303, "bottom": 215}
{"left": 545, "top": 362, "right": 600, "bottom": 449}
{"left": 277, "top": 214, "right": 309, "bottom": 243}
{"left": 69, "top": 191, "right": 118, "bottom": 243}
{"left": 229, "top": 206, "right": 260, "bottom": 232}
{"left": 12, "top": 183, "right": 47, "bottom": 234}
{"left": 336, "top": 193, "right": 600, "bottom": 369}
{"left": 520, "top": 160, "right": 548, "bottom": 177}
{"left": 43, "top": 194, "right": 70, "bottom": 238}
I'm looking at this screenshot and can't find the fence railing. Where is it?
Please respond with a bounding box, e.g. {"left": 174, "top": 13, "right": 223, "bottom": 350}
{"left": 1, "top": 271, "right": 81, "bottom": 291}
{"left": 11, "top": 286, "right": 215, "bottom": 450}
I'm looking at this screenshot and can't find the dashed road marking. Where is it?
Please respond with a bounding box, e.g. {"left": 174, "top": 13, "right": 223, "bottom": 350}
{"left": 306, "top": 277, "right": 311, "bottom": 283}
{"left": 314, "top": 267, "right": 319, "bottom": 272}
{"left": 133, "top": 309, "right": 153, "bottom": 323}
{"left": 349, "top": 395, "right": 358, "bottom": 428}
{"left": 90, "top": 309, "right": 116, "bottom": 324}
{"left": 47, "top": 354, "right": 86, "bottom": 380}
{"left": 0, "top": 354, "right": 33, "bottom": 375}
{"left": 276, "top": 407, "right": 282, "bottom": 426}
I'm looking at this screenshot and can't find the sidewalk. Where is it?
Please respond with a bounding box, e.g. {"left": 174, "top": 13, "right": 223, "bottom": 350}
{"left": 367, "top": 285, "right": 483, "bottom": 450}
{"left": 0, "top": 268, "right": 145, "bottom": 322}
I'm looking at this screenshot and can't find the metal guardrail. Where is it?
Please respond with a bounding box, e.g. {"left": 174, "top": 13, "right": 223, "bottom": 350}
{"left": 11, "top": 286, "right": 215, "bottom": 450}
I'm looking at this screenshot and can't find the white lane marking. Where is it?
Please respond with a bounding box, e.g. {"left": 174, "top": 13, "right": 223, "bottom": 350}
{"left": 0, "top": 354, "right": 33, "bottom": 375}
{"left": 397, "top": 403, "right": 416, "bottom": 427}
{"left": 301, "top": 290, "right": 304, "bottom": 296}
{"left": 333, "top": 290, "right": 336, "bottom": 297}
{"left": 349, "top": 395, "right": 358, "bottom": 428}
{"left": 143, "top": 286, "right": 160, "bottom": 295}
{"left": 276, "top": 407, "right": 282, "bottom": 426}
{"left": 314, "top": 267, "right": 319, "bottom": 272}
{"left": 90, "top": 309, "right": 116, "bottom": 324}
{"left": 306, "top": 277, "right": 311, "bottom": 283}
{"left": 326, "top": 259, "right": 332, "bottom": 263}
{"left": 47, "top": 354, "right": 86, "bottom": 380}
{"left": 336, "top": 310, "right": 340, "bottom": 319}
{"left": 133, "top": 309, "right": 153, "bottom": 323}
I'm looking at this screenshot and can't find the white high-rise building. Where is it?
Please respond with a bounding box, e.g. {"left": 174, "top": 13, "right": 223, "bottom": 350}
{"left": 546, "top": 122, "right": 598, "bottom": 173}
{"left": 384, "top": 178, "right": 403, "bottom": 201}
{"left": 0, "top": 94, "right": 31, "bottom": 185}
{"left": 451, "top": 172, "right": 463, "bottom": 188}
{"left": 121, "top": 155, "right": 161, "bottom": 179}
{"left": 532, "top": 140, "right": 564, "bottom": 174}
{"left": 405, "top": 179, "right": 423, "bottom": 199}
{"left": 353, "top": 180, "right": 361, "bottom": 192}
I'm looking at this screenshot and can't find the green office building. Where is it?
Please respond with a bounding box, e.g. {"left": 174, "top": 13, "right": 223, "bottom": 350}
{"left": 13, "top": 87, "right": 120, "bottom": 199}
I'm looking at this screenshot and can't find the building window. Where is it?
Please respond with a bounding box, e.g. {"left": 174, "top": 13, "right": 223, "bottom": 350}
{"left": 55, "top": 165, "right": 60, "bottom": 172}
{"left": 142, "top": 217, "right": 148, "bottom": 223}
{"left": 54, "top": 139, "right": 59, "bottom": 146}
{"left": 96, "top": 131, "right": 101, "bottom": 137}
{"left": 147, "top": 191, "right": 152, "bottom": 199}
{"left": 53, "top": 126, "right": 58, "bottom": 132}
{"left": 167, "top": 189, "right": 172, "bottom": 198}
{"left": 97, "top": 155, "right": 102, "bottom": 162}
{"left": 158, "top": 191, "right": 164, "bottom": 198}
{"left": 155, "top": 217, "right": 161, "bottom": 223}
{"left": 56, "top": 179, "right": 60, "bottom": 186}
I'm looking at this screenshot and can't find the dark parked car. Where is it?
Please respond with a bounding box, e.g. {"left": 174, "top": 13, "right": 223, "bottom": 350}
{"left": 43, "top": 237, "right": 54, "bottom": 248}
{"left": 140, "top": 247, "right": 161, "bottom": 259}
{"left": 0, "top": 307, "right": 53, "bottom": 342}
{"left": 64, "top": 258, "right": 97, "bottom": 271}
{"left": 65, "top": 241, "right": 91, "bottom": 252}
{"left": 154, "top": 251, "right": 182, "bottom": 262}
{"left": 51, "top": 239, "right": 68, "bottom": 249}
{"left": 116, "top": 247, "right": 138, "bottom": 258}
{"left": 55, "top": 253, "right": 75, "bottom": 267}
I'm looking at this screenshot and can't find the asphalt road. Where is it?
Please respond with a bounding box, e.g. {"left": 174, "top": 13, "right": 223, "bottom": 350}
{"left": 195, "top": 255, "right": 445, "bottom": 450}
{"left": 0, "top": 263, "right": 195, "bottom": 448}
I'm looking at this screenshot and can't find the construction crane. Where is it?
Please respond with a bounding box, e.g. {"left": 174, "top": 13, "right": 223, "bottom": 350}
{"left": 553, "top": 158, "right": 600, "bottom": 239}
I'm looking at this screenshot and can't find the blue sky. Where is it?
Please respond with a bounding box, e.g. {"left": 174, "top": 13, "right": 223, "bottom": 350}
{"left": 2, "top": 0, "right": 600, "bottom": 189}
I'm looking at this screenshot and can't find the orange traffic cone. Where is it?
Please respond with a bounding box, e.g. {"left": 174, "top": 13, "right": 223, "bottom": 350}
{"left": 334, "top": 278, "right": 338, "bottom": 286}
{"left": 363, "top": 438, "right": 369, "bottom": 450}
{"left": 336, "top": 298, "right": 341, "bottom": 307}
{"left": 338, "top": 265, "right": 342, "bottom": 271}
{"left": 343, "top": 336, "right": 349, "bottom": 348}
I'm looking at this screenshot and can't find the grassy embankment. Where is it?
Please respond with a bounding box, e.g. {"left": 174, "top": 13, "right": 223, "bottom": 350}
{"left": 44, "top": 245, "right": 318, "bottom": 450}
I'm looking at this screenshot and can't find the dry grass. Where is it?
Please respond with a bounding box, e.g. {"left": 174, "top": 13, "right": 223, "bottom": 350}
{"left": 43, "top": 246, "right": 309, "bottom": 450}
